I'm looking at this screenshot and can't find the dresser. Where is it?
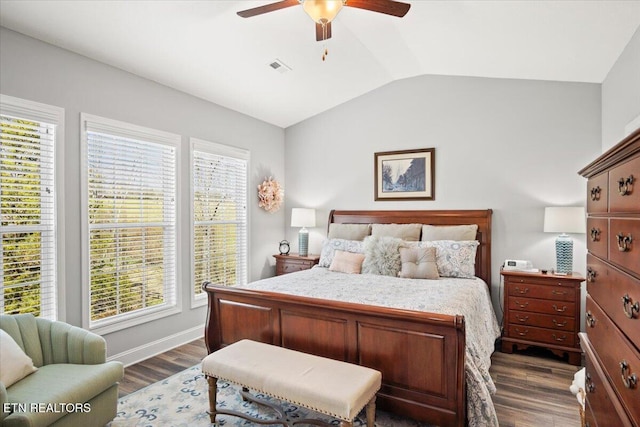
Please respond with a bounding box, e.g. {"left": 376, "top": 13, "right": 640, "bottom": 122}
{"left": 501, "top": 270, "right": 584, "bottom": 365}
{"left": 273, "top": 253, "right": 320, "bottom": 276}
{"left": 578, "top": 128, "right": 640, "bottom": 427}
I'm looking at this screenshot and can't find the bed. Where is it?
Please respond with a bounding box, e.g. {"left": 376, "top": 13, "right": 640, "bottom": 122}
{"left": 203, "top": 209, "right": 500, "bottom": 427}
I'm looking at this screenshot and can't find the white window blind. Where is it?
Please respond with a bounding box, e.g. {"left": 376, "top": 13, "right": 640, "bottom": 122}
{"left": 192, "top": 139, "right": 248, "bottom": 302}
{"left": 1, "top": 95, "right": 63, "bottom": 320}
{"left": 82, "top": 114, "right": 179, "bottom": 332}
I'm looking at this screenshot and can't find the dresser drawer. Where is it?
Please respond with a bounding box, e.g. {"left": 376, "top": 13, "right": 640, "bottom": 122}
{"left": 608, "top": 155, "right": 640, "bottom": 213}
{"left": 587, "top": 218, "right": 608, "bottom": 260}
{"left": 608, "top": 218, "right": 640, "bottom": 276}
{"left": 582, "top": 334, "right": 634, "bottom": 427}
{"left": 586, "top": 296, "right": 640, "bottom": 424}
{"left": 587, "top": 172, "right": 609, "bottom": 214}
{"left": 508, "top": 310, "right": 576, "bottom": 331}
{"left": 587, "top": 254, "right": 640, "bottom": 347}
{"left": 506, "top": 280, "right": 577, "bottom": 302}
{"left": 507, "top": 324, "right": 576, "bottom": 347}
{"left": 508, "top": 296, "right": 576, "bottom": 316}
{"left": 276, "top": 260, "right": 315, "bottom": 275}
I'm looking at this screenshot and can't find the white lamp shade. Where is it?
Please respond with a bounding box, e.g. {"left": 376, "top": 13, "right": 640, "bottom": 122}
{"left": 543, "top": 207, "right": 586, "bottom": 234}
{"left": 291, "top": 208, "right": 316, "bottom": 228}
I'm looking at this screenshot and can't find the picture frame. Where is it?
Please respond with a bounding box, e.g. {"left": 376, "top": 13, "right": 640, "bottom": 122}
{"left": 374, "top": 148, "right": 435, "bottom": 201}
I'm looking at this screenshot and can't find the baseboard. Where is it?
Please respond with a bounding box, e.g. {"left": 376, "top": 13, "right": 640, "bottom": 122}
{"left": 108, "top": 324, "right": 204, "bottom": 367}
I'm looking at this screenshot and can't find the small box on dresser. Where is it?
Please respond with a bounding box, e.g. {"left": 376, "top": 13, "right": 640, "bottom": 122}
{"left": 579, "top": 128, "right": 640, "bottom": 427}
{"left": 501, "top": 270, "right": 584, "bottom": 366}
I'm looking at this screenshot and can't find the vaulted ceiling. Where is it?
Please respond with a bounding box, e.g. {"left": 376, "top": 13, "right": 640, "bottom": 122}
{"left": 1, "top": 1, "right": 639, "bottom": 127}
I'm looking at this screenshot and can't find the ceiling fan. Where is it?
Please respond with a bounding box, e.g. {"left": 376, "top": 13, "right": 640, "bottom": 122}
{"left": 237, "top": 0, "right": 411, "bottom": 43}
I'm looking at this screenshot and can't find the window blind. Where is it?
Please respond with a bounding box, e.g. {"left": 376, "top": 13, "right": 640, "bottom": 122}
{"left": 192, "top": 140, "right": 248, "bottom": 300}
{"left": 1, "top": 105, "right": 58, "bottom": 319}
{"left": 83, "top": 114, "right": 178, "bottom": 330}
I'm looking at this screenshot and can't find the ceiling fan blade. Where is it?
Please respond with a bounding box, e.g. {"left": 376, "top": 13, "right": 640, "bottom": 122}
{"left": 345, "top": 0, "right": 411, "bottom": 17}
{"left": 315, "top": 22, "right": 332, "bottom": 41}
{"left": 237, "top": 0, "right": 300, "bottom": 18}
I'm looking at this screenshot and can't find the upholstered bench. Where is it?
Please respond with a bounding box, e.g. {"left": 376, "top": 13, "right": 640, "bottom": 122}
{"left": 201, "top": 339, "right": 381, "bottom": 427}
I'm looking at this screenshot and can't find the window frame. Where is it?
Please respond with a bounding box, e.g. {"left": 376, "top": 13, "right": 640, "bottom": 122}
{"left": 0, "top": 94, "right": 65, "bottom": 321}
{"left": 190, "top": 138, "right": 249, "bottom": 308}
{"left": 80, "top": 113, "right": 181, "bottom": 335}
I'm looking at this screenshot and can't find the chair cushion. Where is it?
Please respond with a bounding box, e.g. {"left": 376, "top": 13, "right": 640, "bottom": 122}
{"left": 0, "top": 329, "right": 37, "bottom": 387}
{"left": 202, "top": 339, "right": 381, "bottom": 421}
{"left": 5, "top": 362, "right": 123, "bottom": 427}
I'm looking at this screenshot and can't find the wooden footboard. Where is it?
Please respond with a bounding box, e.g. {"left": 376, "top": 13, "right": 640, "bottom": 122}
{"left": 203, "top": 283, "right": 466, "bottom": 427}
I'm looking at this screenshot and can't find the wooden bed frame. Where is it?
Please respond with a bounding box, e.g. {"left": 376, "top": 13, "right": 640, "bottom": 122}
{"left": 204, "top": 209, "right": 493, "bottom": 427}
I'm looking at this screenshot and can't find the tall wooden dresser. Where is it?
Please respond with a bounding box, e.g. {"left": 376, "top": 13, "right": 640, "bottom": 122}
{"left": 578, "top": 128, "right": 640, "bottom": 427}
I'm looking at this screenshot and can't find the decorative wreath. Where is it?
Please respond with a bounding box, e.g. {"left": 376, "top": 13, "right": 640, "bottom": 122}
{"left": 258, "top": 177, "right": 283, "bottom": 213}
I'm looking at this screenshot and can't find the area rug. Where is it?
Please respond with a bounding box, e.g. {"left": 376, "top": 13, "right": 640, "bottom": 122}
{"left": 112, "top": 364, "right": 431, "bottom": 426}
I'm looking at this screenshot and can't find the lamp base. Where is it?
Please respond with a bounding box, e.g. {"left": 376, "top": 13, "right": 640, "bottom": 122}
{"left": 298, "top": 229, "right": 309, "bottom": 257}
{"left": 555, "top": 234, "right": 573, "bottom": 274}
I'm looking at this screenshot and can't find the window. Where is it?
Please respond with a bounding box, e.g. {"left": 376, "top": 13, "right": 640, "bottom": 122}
{"left": 0, "top": 94, "right": 64, "bottom": 320}
{"left": 81, "top": 114, "right": 180, "bottom": 333}
{"left": 191, "top": 138, "right": 248, "bottom": 306}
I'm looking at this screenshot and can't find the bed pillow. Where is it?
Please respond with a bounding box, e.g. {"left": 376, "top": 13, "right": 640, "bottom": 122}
{"left": 371, "top": 223, "right": 422, "bottom": 241}
{"left": 329, "top": 250, "right": 366, "bottom": 274}
{"left": 327, "top": 223, "right": 371, "bottom": 241}
{"left": 398, "top": 246, "right": 439, "bottom": 279}
{"left": 0, "top": 329, "right": 38, "bottom": 387}
{"left": 361, "top": 236, "right": 402, "bottom": 276}
{"left": 418, "top": 240, "right": 479, "bottom": 278}
{"left": 318, "top": 239, "right": 364, "bottom": 268}
{"left": 421, "top": 224, "right": 478, "bottom": 241}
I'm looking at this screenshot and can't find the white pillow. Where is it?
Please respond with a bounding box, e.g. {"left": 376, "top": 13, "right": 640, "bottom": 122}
{"left": 0, "top": 329, "right": 38, "bottom": 387}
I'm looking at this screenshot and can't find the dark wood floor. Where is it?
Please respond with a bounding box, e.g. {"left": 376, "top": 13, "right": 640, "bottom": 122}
{"left": 119, "top": 339, "right": 581, "bottom": 427}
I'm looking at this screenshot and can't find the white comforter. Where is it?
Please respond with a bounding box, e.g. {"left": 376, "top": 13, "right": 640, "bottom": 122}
{"left": 239, "top": 267, "right": 501, "bottom": 427}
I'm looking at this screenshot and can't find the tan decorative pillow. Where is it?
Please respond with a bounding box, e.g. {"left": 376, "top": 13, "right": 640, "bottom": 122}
{"left": 327, "top": 224, "right": 371, "bottom": 241}
{"left": 421, "top": 224, "right": 478, "bottom": 241}
{"left": 0, "top": 329, "right": 38, "bottom": 387}
{"left": 371, "top": 223, "right": 422, "bottom": 241}
{"left": 398, "top": 246, "right": 439, "bottom": 279}
{"left": 329, "top": 250, "right": 366, "bottom": 274}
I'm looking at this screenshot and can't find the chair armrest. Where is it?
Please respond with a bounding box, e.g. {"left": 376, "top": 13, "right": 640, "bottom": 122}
{"left": 0, "top": 381, "right": 8, "bottom": 421}
{"left": 39, "top": 320, "right": 107, "bottom": 365}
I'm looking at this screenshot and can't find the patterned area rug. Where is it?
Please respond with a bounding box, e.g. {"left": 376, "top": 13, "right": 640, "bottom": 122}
{"left": 112, "top": 364, "right": 432, "bottom": 426}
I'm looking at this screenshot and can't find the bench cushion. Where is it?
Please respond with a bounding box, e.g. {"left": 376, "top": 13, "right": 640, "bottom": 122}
{"left": 202, "top": 340, "right": 381, "bottom": 421}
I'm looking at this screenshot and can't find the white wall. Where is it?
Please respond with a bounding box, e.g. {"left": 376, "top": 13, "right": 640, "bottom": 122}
{"left": 0, "top": 27, "right": 285, "bottom": 361}
{"left": 602, "top": 26, "right": 640, "bottom": 150}
{"left": 285, "top": 74, "right": 601, "bottom": 321}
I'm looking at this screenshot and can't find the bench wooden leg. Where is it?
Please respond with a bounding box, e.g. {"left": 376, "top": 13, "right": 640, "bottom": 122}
{"left": 207, "top": 376, "right": 217, "bottom": 423}
{"left": 365, "top": 396, "right": 376, "bottom": 427}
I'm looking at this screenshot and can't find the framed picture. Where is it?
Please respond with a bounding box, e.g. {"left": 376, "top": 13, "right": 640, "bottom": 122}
{"left": 374, "top": 148, "right": 435, "bottom": 201}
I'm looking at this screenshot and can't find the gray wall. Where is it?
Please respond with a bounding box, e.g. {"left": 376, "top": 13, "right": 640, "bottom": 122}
{"left": 285, "top": 74, "right": 602, "bottom": 321}
{"left": 602, "top": 26, "right": 640, "bottom": 150}
{"left": 0, "top": 27, "right": 285, "bottom": 359}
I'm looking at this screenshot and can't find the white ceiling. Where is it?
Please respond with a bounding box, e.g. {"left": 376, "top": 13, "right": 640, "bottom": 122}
{"left": 1, "top": 1, "right": 639, "bottom": 128}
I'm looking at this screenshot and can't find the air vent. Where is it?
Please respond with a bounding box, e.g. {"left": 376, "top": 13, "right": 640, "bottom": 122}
{"left": 268, "top": 59, "right": 292, "bottom": 74}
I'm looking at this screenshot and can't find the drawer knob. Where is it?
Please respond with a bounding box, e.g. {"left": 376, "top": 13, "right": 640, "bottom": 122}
{"left": 590, "top": 185, "right": 601, "bottom": 201}
{"left": 587, "top": 267, "right": 597, "bottom": 283}
{"left": 589, "top": 227, "right": 601, "bottom": 242}
{"left": 620, "top": 360, "right": 638, "bottom": 389}
{"left": 551, "top": 289, "right": 568, "bottom": 296}
{"left": 514, "top": 286, "right": 529, "bottom": 294}
{"left": 616, "top": 233, "right": 633, "bottom": 252}
{"left": 622, "top": 294, "right": 640, "bottom": 319}
{"left": 515, "top": 300, "right": 529, "bottom": 309}
{"left": 515, "top": 328, "right": 528, "bottom": 336}
{"left": 552, "top": 319, "right": 567, "bottom": 328}
{"left": 552, "top": 304, "right": 567, "bottom": 313}
{"left": 515, "top": 315, "right": 529, "bottom": 323}
{"left": 585, "top": 372, "right": 595, "bottom": 393}
{"left": 551, "top": 333, "right": 567, "bottom": 342}
{"left": 618, "top": 174, "right": 634, "bottom": 196}
{"left": 586, "top": 311, "right": 596, "bottom": 327}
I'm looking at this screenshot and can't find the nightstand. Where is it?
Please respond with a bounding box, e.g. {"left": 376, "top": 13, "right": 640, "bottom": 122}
{"left": 501, "top": 270, "right": 585, "bottom": 365}
{"left": 273, "top": 253, "right": 320, "bottom": 276}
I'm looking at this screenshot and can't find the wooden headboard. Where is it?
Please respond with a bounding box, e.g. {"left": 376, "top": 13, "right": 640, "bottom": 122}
{"left": 328, "top": 209, "right": 493, "bottom": 286}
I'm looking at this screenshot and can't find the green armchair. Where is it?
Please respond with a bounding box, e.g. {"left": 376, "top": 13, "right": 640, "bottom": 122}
{"left": 0, "top": 314, "right": 124, "bottom": 427}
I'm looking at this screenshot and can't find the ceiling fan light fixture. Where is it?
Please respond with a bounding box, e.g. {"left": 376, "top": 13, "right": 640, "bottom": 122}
{"left": 302, "top": 0, "right": 345, "bottom": 24}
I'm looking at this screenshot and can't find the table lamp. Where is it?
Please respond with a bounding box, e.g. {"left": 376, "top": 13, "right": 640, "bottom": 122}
{"left": 543, "top": 206, "right": 586, "bottom": 274}
{"left": 291, "top": 208, "right": 316, "bottom": 257}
